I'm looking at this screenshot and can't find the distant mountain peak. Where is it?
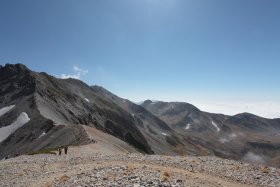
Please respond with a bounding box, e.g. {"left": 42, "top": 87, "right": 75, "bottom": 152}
{"left": 1, "top": 63, "right": 30, "bottom": 71}
{"left": 1, "top": 63, "right": 280, "bottom": 167}
{"left": 141, "top": 100, "right": 153, "bottom": 107}
{"left": 232, "top": 112, "right": 262, "bottom": 120}
{"left": 0, "top": 63, "right": 31, "bottom": 79}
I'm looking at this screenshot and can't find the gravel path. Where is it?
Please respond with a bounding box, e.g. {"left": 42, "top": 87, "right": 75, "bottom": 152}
{"left": 0, "top": 144, "right": 279, "bottom": 187}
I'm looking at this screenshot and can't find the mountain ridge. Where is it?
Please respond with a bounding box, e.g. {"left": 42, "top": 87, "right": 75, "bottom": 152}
{"left": 140, "top": 100, "right": 279, "bottom": 120}
{"left": 1, "top": 63, "right": 280, "bottom": 167}
{"left": 0, "top": 63, "right": 153, "bottom": 159}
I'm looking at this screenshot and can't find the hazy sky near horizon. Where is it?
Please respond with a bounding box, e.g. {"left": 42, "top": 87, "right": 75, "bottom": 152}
{"left": 1, "top": 0, "right": 280, "bottom": 118}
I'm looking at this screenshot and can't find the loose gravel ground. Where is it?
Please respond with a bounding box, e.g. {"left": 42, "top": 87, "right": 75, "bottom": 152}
{"left": 0, "top": 144, "right": 279, "bottom": 187}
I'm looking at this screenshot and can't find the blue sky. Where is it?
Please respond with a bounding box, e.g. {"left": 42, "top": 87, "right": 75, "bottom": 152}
{"left": 1, "top": 0, "right": 280, "bottom": 118}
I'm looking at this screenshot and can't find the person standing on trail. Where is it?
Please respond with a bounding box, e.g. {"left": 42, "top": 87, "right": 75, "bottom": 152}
{"left": 64, "top": 146, "right": 68, "bottom": 154}
{"left": 58, "top": 148, "right": 62, "bottom": 155}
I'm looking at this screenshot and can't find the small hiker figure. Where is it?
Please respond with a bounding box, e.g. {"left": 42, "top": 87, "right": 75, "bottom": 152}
{"left": 58, "top": 148, "right": 62, "bottom": 155}
{"left": 64, "top": 146, "right": 68, "bottom": 155}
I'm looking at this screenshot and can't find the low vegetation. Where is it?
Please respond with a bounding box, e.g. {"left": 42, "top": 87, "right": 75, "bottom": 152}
{"left": 27, "top": 147, "right": 60, "bottom": 155}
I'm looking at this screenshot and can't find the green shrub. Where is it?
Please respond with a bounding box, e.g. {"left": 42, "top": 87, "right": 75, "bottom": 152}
{"left": 27, "top": 147, "right": 59, "bottom": 155}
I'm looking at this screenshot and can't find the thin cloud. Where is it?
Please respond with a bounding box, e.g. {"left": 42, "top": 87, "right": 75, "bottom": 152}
{"left": 242, "top": 152, "right": 266, "bottom": 164}
{"left": 73, "top": 66, "right": 88, "bottom": 75}
{"left": 60, "top": 66, "right": 88, "bottom": 79}
{"left": 192, "top": 100, "right": 280, "bottom": 119}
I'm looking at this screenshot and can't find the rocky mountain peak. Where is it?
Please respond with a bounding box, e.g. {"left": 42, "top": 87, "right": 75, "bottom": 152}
{"left": 1, "top": 63, "right": 280, "bottom": 168}
{"left": 141, "top": 100, "right": 153, "bottom": 107}
{"left": 0, "top": 63, "right": 31, "bottom": 80}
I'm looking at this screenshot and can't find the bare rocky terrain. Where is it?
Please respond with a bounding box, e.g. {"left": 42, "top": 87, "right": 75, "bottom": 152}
{"left": 1, "top": 63, "right": 280, "bottom": 186}
{"left": 1, "top": 143, "right": 280, "bottom": 187}
{"left": 141, "top": 100, "right": 280, "bottom": 167}
{"left": 1, "top": 63, "right": 280, "bottom": 167}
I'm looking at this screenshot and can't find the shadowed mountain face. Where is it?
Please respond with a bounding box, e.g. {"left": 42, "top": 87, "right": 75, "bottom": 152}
{"left": 91, "top": 86, "right": 190, "bottom": 155}
{"left": 0, "top": 64, "right": 152, "bottom": 159}
{"left": 141, "top": 100, "right": 280, "bottom": 167}
{"left": 1, "top": 64, "right": 280, "bottom": 167}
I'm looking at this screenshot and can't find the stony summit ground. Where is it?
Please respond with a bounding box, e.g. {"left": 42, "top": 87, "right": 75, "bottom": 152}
{"left": 0, "top": 144, "right": 279, "bottom": 187}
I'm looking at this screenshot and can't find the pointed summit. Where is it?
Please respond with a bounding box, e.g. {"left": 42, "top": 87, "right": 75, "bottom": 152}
{"left": 141, "top": 100, "right": 153, "bottom": 108}
{"left": 0, "top": 63, "right": 31, "bottom": 80}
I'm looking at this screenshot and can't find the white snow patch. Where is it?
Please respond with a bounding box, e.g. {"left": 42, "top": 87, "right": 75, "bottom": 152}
{"left": 0, "top": 112, "right": 30, "bottom": 143}
{"left": 219, "top": 133, "right": 237, "bottom": 143}
{"left": 0, "top": 105, "right": 15, "bottom": 117}
{"left": 123, "top": 100, "right": 126, "bottom": 103}
{"left": 211, "top": 121, "right": 220, "bottom": 132}
{"left": 135, "top": 101, "right": 144, "bottom": 105}
{"left": 161, "top": 132, "right": 168, "bottom": 136}
{"left": 84, "top": 98, "right": 90, "bottom": 102}
{"left": 168, "top": 104, "right": 175, "bottom": 109}
{"left": 185, "top": 124, "right": 191, "bottom": 130}
{"left": 39, "top": 132, "right": 46, "bottom": 138}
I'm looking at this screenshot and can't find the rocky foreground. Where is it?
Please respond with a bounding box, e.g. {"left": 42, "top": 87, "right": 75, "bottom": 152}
{"left": 0, "top": 144, "right": 279, "bottom": 187}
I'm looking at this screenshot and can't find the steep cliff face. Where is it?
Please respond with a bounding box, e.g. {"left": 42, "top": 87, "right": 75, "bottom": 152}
{"left": 0, "top": 64, "right": 94, "bottom": 159}
{"left": 0, "top": 64, "right": 152, "bottom": 159}
{"left": 34, "top": 72, "right": 152, "bottom": 154}
{"left": 91, "top": 86, "right": 190, "bottom": 155}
